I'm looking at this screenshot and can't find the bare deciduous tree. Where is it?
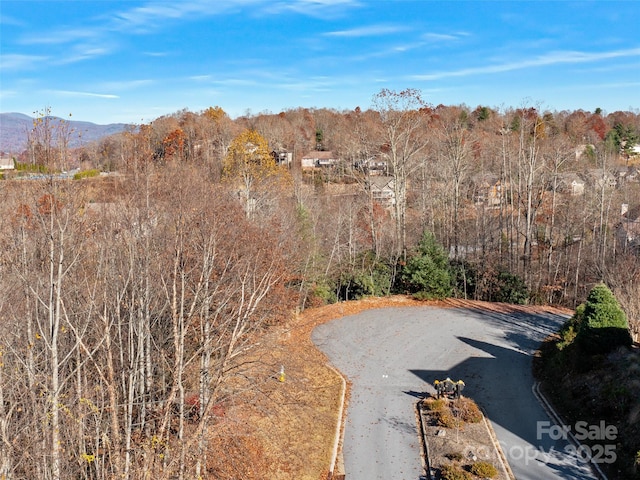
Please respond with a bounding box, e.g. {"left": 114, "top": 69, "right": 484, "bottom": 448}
{"left": 371, "top": 88, "right": 431, "bottom": 262}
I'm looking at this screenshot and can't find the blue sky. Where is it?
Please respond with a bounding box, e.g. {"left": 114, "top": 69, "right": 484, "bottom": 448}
{"left": 1, "top": 0, "right": 639, "bottom": 125}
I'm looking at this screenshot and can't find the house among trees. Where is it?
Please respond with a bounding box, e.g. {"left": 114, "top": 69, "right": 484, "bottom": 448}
{"left": 301, "top": 150, "right": 338, "bottom": 169}
{"left": 354, "top": 156, "right": 388, "bottom": 175}
{"left": 613, "top": 165, "right": 630, "bottom": 184}
{"left": 271, "top": 150, "right": 292, "bottom": 167}
{"left": 613, "top": 165, "right": 640, "bottom": 184}
{"left": 558, "top": 172, "right": 586, "bottom": 196}
{"left": 366, "top": 176, "right": 396, "bottom": 207}
{"left": 586, "top": 168, "right": 617, "bottom": 189}
{"left": 616, "top": 204, "right": 640, "bottom": 253}
{"left": 472, "top": 173, "right": 505, "bottom": 207}
{"left": 626, "top": 166, "right": 639, "bottom": 183}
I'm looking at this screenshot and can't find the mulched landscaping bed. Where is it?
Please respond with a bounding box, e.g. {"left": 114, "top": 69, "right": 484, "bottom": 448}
{"left": 418, "top": 395, "right": 514, "bottom": 480}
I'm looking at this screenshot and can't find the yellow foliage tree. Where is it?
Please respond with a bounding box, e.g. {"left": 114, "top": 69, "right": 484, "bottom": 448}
{"left": 223, "top": 129, "right": 290, "bottom": 218}
{"left": 203, "top": 106, "right": 228, "bottom": 123}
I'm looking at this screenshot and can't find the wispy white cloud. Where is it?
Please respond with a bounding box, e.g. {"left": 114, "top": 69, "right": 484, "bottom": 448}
{"left": 20, "top": 28, "right": 97, "bottom": 46}
{"left": 410, "top": 47, "right": 640, "bottom": 81}
{"left": 198, "top": 66, "right": 295, "bottom": 85}
{"left": 0, "top": 13, "right": 26, "bottom": 27}
{"left": 337, "top": 42, "right": 419, "bottom": 62}
{"left": 189, "top": 75, "right": 214, "bottom": 82}
{"left": 558, "top": 81, "right": 640, "bottom": 91}
{"left": 0, "top": 89, "right": 18, "bottom": 100}
{"left": 326, "top": 24, "right": 409, "bottom": 37}
{"left": 263, "top": 0, "right": 361, "bottom": 18}
{"left": 108, "top": 0, "right": 261, "bottom": 33}
{"left": 56, "top": 47, "right": 112, "bottom": 65}
{"left": 189, "top": 68, "right": 341, "bottom": 92}
{"left": 9, "top": 0, "right": 361, "bottom": 72}
{"left": 317, "top": 38, "right": 425, "bottom": 64}
{"left": 573, "top": 60, "right": 640, "bottom": 74}
{"left": 16, "top": 26, "right": 117, "bottom": 67}
{"left": 277, "top": 76, "right": 337, "bottom": 92}
{"left": 98, "top": 79, "right": 155, "bottom": 91}
{"left": 0, "top": 54, "right": 49, "bottom": 70}
{"left": 329, "top": 30, "right": 468, "bottom": 62}
{"left": 111, "top": 3, "right": 195, "bottom": 32}
{"left": 421, "top": 32, "right": 469, "bottom": 42}
{"left": 210, "top": 78, "right": 261, "bottom": 87}
{"left": 17, "top": 1, "right": 238, "bottom": 47}
{"left": 47, "top": 90, "right": 120, "bottom": 99}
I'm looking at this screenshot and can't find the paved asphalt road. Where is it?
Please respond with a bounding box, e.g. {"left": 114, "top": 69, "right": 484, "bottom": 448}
{"left": 312, "top": 305, "right": 599, "bottom": 480}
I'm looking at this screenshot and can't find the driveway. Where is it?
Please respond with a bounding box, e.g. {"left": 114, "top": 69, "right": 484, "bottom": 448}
{"left": 312, "top": 305, "right": 598, "bottom": 480}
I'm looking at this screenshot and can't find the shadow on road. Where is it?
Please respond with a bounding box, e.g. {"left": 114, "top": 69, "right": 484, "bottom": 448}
{"left": 410, "top": 335, "right": 532, "bottom": 440}
{"left": 409, "top": 331, "right": 596, "bottom": 480}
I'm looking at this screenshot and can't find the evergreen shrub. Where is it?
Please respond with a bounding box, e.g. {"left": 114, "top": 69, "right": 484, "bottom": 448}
{"left": 400, "top": 231, "right": 452, "bottom": 300}
{"left": 576, "top": 283, "right": 632, "bottom": 355}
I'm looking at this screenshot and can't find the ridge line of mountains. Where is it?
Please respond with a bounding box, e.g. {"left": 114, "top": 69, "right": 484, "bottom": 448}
{"left": 0, "top": 112, "right": 132, "bottom": 154}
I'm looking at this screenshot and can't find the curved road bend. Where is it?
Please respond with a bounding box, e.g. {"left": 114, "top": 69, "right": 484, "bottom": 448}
{"left": 312, "top": 306, "right": 598, "bottom": 480}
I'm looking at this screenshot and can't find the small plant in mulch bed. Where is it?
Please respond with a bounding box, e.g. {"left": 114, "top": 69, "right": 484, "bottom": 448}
{"left": 439, "top": 463, "right": 473, "bottom": 480}
{"left": 435, "top": 410, "right": 456, "bottom": 428}
{"left": 445, "top": 451, "right": 464, "bottom": 462}
{"left": 453, "top": 397, "right": 483, "bottom": 424}
{"left": 423, "top": 397, "right": 446, "bottom": 411}
{"left": 469, "top": 460, "right": 498, "bottom": 478}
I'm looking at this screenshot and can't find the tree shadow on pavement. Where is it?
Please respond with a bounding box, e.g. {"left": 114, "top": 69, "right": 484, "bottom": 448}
{"left": 410, "top": 336, "right": 533, "bottom": 440}
{"left": 409, "top": 335, "right": 597, "bottom": 480}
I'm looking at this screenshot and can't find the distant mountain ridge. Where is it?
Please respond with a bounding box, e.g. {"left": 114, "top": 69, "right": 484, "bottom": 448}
{"left": 0, "top": 112, "right": 132, "bottom": 154}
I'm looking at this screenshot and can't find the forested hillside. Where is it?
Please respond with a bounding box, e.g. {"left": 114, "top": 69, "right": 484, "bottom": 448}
{"left": 1, "top": 90, "right": 639, "bottom": 479}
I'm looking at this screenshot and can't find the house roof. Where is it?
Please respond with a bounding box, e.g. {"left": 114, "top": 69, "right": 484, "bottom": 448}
{"left": 587, "top": 168, "right": 615, "bottom": 179}
{"left": 559, "top": 172, "right": 585, "bottom": 184}
{"left": 301, "top": 150, "right": 336, "bottom": 160}
{"left": 367, "top": 176, "right": 394, "bottom": 189}
{"left": 622, "top": 204, "right": 640, "bottom": 222}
